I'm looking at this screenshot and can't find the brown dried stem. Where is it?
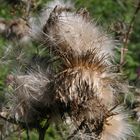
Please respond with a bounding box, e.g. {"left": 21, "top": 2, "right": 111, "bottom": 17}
{"left": 120, "top": 0, "right": 140, "bottom": 67}
{"left": 0, "top": 114, "right": 50, "bottom": 139}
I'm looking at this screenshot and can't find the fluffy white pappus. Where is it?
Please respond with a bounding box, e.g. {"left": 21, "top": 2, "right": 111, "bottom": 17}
{"left": 58, "top": 68, "right": 116, "bottom": 107}
{"left": 29, "top": 0, "right": 115, "bottom": 65}
{"left": 28, "top": 16, "right": 44, "bottom": 42}
{"left": 81, "top": 69, "right": 116, "bottom": 106}
{"left": 47, "top": 0, "right": 73, "bottom": 8}
{"left": 99, "top": 72, "right": 130, "bottom": 106}
{"left": 14, "top": 71, "right": 49, "bottom": 101}
{"left": 44, "top": 6, "right": 115, "bottom": 65}
{"left": 9, "top": 71, "right": 50, "bottom": 121}
{"left": 101, "top": 106, "right": 132, "bottom": 140}
{"left": 29, "top": 0, "right": 73, "bottom": 42}
{"left": 98, "top": 73, "right": 118, "bottom": 106}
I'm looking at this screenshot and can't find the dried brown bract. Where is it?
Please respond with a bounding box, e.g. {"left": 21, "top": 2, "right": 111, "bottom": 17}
{"left": 0, "top": 0, "right": 132, "bottom": 140}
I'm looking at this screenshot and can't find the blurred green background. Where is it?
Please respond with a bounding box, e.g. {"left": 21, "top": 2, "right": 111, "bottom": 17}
{"left": 0, "top": 0, "right": 140, "bottom": 139}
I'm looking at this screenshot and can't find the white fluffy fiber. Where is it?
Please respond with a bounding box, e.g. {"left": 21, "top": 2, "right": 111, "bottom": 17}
{"left": 5, "top": 1, "right": 132, "bottom": 139}
{"left": 29, "top": 0, "right": 73, "bottom": 41}
{"left": 101, "top": 106, "right": 132, "bottom": 140}
{"left": 29, "top": 0, "right": 115, "bottom": 65}
{"left": 9, "top": 71, "right": 49, "bottom": 121}
{"left": 53, "top": 14, "right": 114, "bottom": 62}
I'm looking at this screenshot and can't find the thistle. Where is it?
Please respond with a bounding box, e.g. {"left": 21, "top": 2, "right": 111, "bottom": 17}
{"left": 0, "top": 0, "right": 132, "bottom": 140}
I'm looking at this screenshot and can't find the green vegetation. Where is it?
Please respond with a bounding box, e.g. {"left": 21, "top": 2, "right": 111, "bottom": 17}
{"left": 0, "top": 0, "right": 140, "bottom": 139}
